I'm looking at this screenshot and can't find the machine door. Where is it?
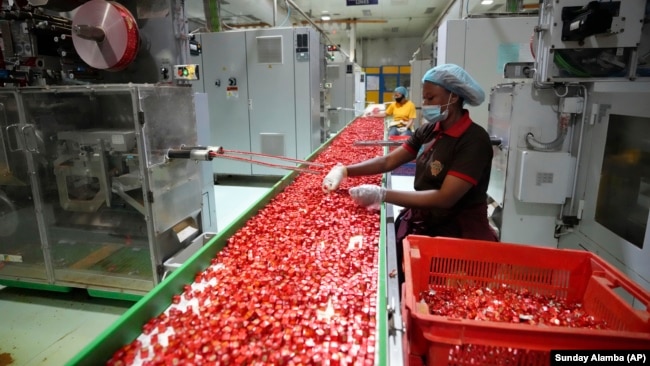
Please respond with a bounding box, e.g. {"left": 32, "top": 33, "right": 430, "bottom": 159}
{"left": 246, "top": 28, "right": 297, "bottom": 175}
{"left": 199, "top": 31, "right": 253, "bottom": 175}
{"left": 355, "top": 71, "right": 366, "bottom": 117}
{"left": 0, "top": 92, "right": 48, "bottom": 282}
{"left": 326, "top": 63, "right": 346, "bottom": 132}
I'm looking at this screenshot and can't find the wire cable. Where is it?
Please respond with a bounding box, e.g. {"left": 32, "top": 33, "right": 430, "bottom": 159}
{"left": 212, "top": 149, "right": 324, "bottom": 174}
{"left": 278, "top": 1, "right": 291, "bottom": 27}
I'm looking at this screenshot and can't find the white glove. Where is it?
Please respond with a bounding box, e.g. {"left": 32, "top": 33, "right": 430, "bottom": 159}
{"left": 397, "top": 127, "right": 407, "bottom": 133}
{"left": 322, "top": 164, "right": 347, "bottom": 193}
{"left": 349, "top": 184, "right": 386, "bottom": 209}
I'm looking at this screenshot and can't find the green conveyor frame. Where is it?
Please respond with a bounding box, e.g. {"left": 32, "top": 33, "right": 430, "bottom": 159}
{"left": 67, "top": 124, "right": 396, "bottom": 366}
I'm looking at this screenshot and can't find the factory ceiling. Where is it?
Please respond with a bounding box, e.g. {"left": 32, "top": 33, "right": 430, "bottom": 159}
{"left": 202, "top": 0, "right": 539, "bottom": 44}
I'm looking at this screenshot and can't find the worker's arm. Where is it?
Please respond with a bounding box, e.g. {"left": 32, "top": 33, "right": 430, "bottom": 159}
{"left": 404, "top": 118, "right": 415, "bottom": 130}
{"left": 385, "top": 175, "right": 472, "bottom": 209}
{"left": 349, "top": 175, "right": 472, "bottom": 210}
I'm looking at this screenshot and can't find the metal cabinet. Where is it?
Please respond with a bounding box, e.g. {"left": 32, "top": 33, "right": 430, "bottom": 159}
{"left": 191, "top": 27, "right": 324, "bottom": 176}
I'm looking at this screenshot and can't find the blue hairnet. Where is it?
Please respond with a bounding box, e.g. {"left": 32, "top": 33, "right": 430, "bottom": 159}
{"left": 422, "top": 64, "right": 485, "bottom": 106}
{"left": 394, "top": 86, "right": 408, "bottom": 98}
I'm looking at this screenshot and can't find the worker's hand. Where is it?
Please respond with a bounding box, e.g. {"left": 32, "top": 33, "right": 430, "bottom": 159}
{"left": 322, "top": 164, "right": 347, "bottom": 193}
{"left": 349, "top": 184, "right": 386, "bottom": 209}
{"left": 397, "top": 127, "right": 407, "bottom": 133}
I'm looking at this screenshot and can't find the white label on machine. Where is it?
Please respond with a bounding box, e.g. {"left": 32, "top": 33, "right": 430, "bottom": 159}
{"left": 112, "top": 134, "right": 125, "bottom": 145}
{"left": 0, "top": 254, "right": 23, "bottom": 262}
{"left": 226, "top": 86, "right": 239, "bottom": 99}
{"left": 176, "top": 226, "right": 198, "bottom": 243}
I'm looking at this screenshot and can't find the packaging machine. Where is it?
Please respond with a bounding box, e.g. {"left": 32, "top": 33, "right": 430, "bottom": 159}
{"left": 0, "top": 0, "right": 218, "bottom": 297}
{"left": 0, "top": 84, "right": 216, "bottom": 296}
{"left": 486, "top": 0, "right": 650, "bottom": 295}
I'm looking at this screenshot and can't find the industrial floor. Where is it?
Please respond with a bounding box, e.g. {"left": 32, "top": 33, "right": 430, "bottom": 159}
{"left": 0, "top": 175, "right": 415, "bottom": 366}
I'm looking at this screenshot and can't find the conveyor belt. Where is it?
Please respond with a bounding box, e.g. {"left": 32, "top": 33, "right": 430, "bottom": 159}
{"left": 68, "top": 116, "right": 403, "bottom": 365}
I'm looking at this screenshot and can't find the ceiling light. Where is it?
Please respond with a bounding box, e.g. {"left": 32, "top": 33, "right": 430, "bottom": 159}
{"left": 481, "top": 0, "right": 494, "bottom": 4}
{"left": 321, "top": 15, "right": 331, "bottom": 21}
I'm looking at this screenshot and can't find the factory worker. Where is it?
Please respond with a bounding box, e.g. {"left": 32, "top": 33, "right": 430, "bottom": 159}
{"left": 383, "top": 86, "right": 417, "bottom": 137}
{"left": 322, "top": 64, "right": 497, "bottom": 283}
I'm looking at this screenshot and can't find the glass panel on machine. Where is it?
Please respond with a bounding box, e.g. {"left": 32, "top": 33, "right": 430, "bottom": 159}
{"left": 19, "top": 89, "right": 153, "bottom": 292}
{"left": 596, "top": 114, "right": 650, "bottom": 249}
{"left": 140, "top": 87, "right": 201, "bottom": 239}
{"left": 0, "top": 92, "right": 47, "bottom": 280}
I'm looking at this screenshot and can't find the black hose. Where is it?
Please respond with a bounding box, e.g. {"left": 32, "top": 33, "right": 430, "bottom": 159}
{"left": 166, "top": 149, "right": 191, "bottom": 159}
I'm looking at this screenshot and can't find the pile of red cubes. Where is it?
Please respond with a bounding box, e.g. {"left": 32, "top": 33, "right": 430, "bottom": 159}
{"left": 108, "top": 117, "right": 386, "bottom": 365}
{"left": 419, "top": 284, "right": 608, "bottom": 329}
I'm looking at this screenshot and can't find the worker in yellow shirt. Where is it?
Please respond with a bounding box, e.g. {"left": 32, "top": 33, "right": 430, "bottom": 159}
{"left": 384, "top": 86, "right": 417, "bottom": 137}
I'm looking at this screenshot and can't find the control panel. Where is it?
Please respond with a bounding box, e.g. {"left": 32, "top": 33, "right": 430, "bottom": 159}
{"left": 295, "top": 33, "right": 309, "bottom": 62}
{"left": 174, "top": 64, "right": 200, "bottom": 80}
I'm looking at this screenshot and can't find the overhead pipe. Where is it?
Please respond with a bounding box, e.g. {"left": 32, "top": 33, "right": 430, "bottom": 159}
{"left": 273, "top": 0, "right": 277, "bottom": 27}
{"left": 349, "top": 22, "right": 356, "bottom": 62}
{"left": 285, "top": 0, "right": 351, "bottom": 60}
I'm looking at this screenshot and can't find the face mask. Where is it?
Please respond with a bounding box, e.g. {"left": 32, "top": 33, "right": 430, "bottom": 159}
{"left": 421, "top": 105, "right": 447, "bottom": 123}
{"left": 422, "top": 94, "right": 453, "bottom": 123}
{"left": 395, "top": 97, "right": 404, "bottom": 103}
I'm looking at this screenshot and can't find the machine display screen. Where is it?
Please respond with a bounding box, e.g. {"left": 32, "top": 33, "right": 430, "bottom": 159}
{"left": 596, "top": 114, "right": 650, "bottom": 249}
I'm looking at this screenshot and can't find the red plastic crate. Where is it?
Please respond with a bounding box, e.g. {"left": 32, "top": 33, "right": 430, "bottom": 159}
{"left": 402, "top": 235, "right": 650, "bottom": 366}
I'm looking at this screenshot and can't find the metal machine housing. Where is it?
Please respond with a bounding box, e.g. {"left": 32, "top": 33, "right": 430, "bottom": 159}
{"left": 0, "top": 84, "right": 215, "bottom": 295}
{"left": 535, "top": 0, "right": 649, "bottom": 82}
{"left": 487, "top": 82, "right": 573, "bottom": 247}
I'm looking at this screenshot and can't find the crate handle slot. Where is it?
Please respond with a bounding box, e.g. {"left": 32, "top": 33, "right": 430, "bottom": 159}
{"left": 593, "top": 260, "right": 650, "bottom": 311}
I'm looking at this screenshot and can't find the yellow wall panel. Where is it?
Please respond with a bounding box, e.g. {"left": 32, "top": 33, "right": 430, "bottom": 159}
{"left": 399, "top": 66, "right": 411, "bottom": 73}
{"left": 365, "top": 67, "right": 380, "bottom": 73}
{"left": 366, "top": 91, "right": 379, "bottom": 105}
{"left": 383, "top": 92, "right": 395, "bottom": 102}
{"left": 382, "top": 66, "right": 399, "bottom": 74}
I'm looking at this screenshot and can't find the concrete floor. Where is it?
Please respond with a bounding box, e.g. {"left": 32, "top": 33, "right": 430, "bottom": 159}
{"left": 0, "top": 287, "right": 131, "bottom": 366}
